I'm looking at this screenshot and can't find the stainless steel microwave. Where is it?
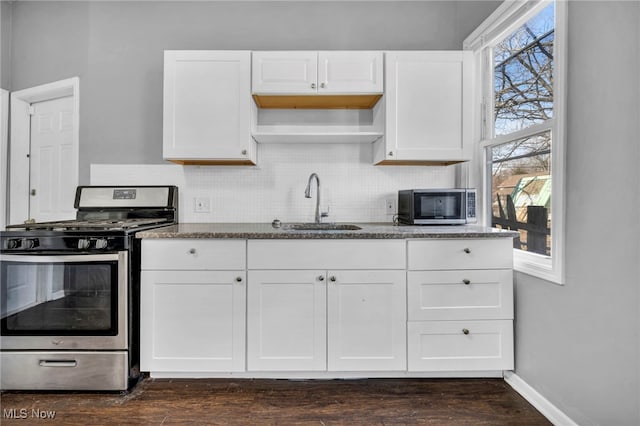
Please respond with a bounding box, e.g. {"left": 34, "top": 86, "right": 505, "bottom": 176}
{"left": 398, "top": 189, "right": 477, "bottom": 225}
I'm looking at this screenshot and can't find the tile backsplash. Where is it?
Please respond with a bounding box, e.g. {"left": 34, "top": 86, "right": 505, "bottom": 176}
{"left": 91, "top": 144, "right": 458, "bottom": 223}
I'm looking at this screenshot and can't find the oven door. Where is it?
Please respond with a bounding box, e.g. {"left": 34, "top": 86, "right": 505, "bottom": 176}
{"left": 0, "top": 252, "right": 127, "bottom": 350}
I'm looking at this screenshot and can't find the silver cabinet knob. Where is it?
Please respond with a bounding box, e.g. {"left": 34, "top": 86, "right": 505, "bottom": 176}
{"left": 329, "top": 276, "right": 337, "bottom": 282}
{"left": 462, "top": 279, "right": 471, "bottom": 285}
{"left": 311, "top": 83, "right": 316, "bottom": 89}
{"left": 30, "top": 189, "right": 37, "bottom": 196}
{"left": 320, "top": 82, "right": 326, "bottom": 89}
{"left": 388, "top": 151, "right": 394, "bottom": 157}
{"left": 462, "top": 328, "right": 470, "bottom": 335}
{"left": 235, "top": 276, "right": 243, "bottom": 283}
{"left": 463, "top": 248, "right": 471, "bottom": 254}
{"left": 188, "top": 248, "right": 196, "bottom": 254}
{"left": 241, "top": 149, "right": 247, "bottom": 155}
{"left": 317, "top": 275, "right": 325, "bottom": 282}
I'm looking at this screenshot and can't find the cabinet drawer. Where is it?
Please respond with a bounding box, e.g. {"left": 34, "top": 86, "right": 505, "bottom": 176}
{"left": 248, "top": 240, "right": 405, "bottom": 270}
{"left": 408, "top": 270, "right": 513, "bottom": 320}
{"left": 141, "top": 239, "right": 246, "bottom": 270}
{"left": 408, "top": 239, "right": 512, "bottom": 270}
{"left": 408, "top": 320, "right": 513, "bottom": 372}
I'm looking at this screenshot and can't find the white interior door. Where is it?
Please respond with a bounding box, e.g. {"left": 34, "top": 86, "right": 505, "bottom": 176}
{"left": 28, "top": 96, "right": 76, "bottom": 222}
{"left": 1, "top": 89, "right": 8, "bottom": 229}
{"left": 9, "top": 77, "right": 79, "bottom": 225}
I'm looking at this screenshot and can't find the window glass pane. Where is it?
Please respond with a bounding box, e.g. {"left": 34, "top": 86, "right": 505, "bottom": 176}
{"left": 491, "top": 131, "right": 551, "bottom": 255}
{"left": 494, "top": 3, "right": 554, "bottom": 135}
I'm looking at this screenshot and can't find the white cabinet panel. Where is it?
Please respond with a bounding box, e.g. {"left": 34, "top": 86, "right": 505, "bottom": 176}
{"left": 408, "top": 320, "right": 514, "bottom": 372}
{"left": 318, "top": 51, "right": 383, "bottom": 94}
{"left": 247, "top": 270, "right": 326, "bottom": 371}
{"left": 141, "top": 239, "right": 246, "bottom": 271}
{"left": 376, "top": 51, "right": 472, "bottom": 164}
{"left": 163, "top": 50, "right": 255, "bottom": 164}
{"left": 252, "top": 51, "right": 318, "bottom": 94}
{"left": 248, "top": 239, "right": 405, "bottom": 270}
{"left": 252, "top": 51, "right": 383, "bottom": 95}
{"left": 408, "top": 239, "right": 512, "bottom": 270}
{"left": 327, "top": 270, "right": 406, "bottom": 371}
{"left": 408, "top": 269, "right": 513, "bottom": 320}
{"left": 140, "top": 270, "right": 246, "bottom": 372}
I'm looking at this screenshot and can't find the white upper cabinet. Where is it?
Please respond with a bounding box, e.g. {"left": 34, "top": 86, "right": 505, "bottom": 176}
{"left": 374, "top": 51, "right": 473, "bottom": 165}
{"left": 252, "top": 51, "right": 318, "bottom": 94}
{"left": 317, "top": 51, "right": 383, "bottom": 94}
{"left": 252, "top": 51, "right": 383, "bottom": 95}
{"left": 163, "top": 50, "right": 256, "bottom": 165}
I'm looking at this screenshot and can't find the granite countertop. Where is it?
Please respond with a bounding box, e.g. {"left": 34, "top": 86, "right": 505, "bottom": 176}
{"left": 137, "top": 223, "right": 518, "bottom": 239}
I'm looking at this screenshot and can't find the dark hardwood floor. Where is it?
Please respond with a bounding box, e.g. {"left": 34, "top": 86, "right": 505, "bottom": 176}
{"left": 1, "top": 377, "right": 551, "bottom": 425}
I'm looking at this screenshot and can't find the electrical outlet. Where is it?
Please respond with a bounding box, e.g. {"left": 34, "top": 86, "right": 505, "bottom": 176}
{"left": 194, "top": 197, "right": 211, "bottom": 213}
{"left": 385, "top": 198, "right": 396, "bottom": 215}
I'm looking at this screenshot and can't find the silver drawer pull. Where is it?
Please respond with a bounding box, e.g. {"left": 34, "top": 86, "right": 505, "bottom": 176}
{"left": 462, "top": 329, "right": 470, "bottom": 335}
{"left": 39, "top": 360, "right": 77, "bottom": 368}
{"left": 462, "top": 279, "right": 471, "bottom": 285}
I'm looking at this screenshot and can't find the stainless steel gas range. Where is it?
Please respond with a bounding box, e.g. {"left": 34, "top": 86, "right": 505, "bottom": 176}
{"left": 0, "top": 185, "right": 178, "bottom": 391}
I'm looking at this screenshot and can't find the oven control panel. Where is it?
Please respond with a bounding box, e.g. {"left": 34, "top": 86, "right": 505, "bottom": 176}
{"left": 4, "top": 238, "right": 39, "bottom": 250}
{"left": 2, "top": 236, "right": 126, "bottom": 252}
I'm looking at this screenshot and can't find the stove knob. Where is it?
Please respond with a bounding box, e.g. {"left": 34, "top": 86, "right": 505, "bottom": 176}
{"left": 95, "top": 238, "right": 108, "bottom": 249}
{"left": 6, "top": 238, "right": 22, "bottom": 249}
{"left": 23, "top": 238, "right": 39, "bottom": 249}
{"left": 77, "top": 239, "right": 91, "bottom": 250}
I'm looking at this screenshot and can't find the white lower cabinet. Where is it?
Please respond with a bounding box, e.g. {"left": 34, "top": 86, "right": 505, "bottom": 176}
{"left": 327, "top": 270, "right": 406, "bottom": 371}
{"left": 247, "top": 240, "right": 407, "bottom": 372}
{"left": 247, "top": 269, "right": 406, "bottom": 372}
{"left": 247, "top": 270, "right": 327, "bottom": 371}
{"left": 407, "top": 239, "right": 514, "bottom": 373}
{"left": 140, "top": 240, "right": 246, "bottom": 373}
{"left": 140, "top": 237, "right": 514, "bottom": 377}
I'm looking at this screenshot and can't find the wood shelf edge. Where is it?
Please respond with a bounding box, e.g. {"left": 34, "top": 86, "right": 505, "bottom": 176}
{"left": 252, "top": 94, "right": 383, "bottom": 109}
{"left": 167, "top": 159, "right": 256, "bottom": 166}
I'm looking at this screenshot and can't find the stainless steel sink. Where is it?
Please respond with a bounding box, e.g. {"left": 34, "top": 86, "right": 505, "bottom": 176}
{"left": 285, "top": 223, "right": 362, "bottom": 231}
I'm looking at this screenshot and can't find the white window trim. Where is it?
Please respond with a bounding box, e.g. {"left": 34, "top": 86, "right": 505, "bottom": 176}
{"left": 464, "top": 0, "right": 567, "bottom": 285}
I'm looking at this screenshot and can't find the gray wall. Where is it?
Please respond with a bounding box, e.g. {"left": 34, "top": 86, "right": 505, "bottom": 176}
{"left": 514, "top": 2, "right": 640, "bottom": 425}
{"left": 0, "top": 1, "right": 11, "bottom": 89}
{"left": 7, "top": 0, "right": 500, "bottom": 184}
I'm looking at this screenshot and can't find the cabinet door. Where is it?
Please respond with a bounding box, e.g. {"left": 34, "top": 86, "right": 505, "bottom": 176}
{"left": 247, "top": 270, "right": 327, "bottom": 371}
{"left": 318, "top": 51, "right": 383, "bottom": 94}
{"left": 140, "top": 270, "right": 246, "bottom": 372}
{"left": 383, "top": 51, "right": 473, "bottom": 163}
{"left": 327, "top": 270, "right": 406, "bottom": 371}
{"left": 252, "top": 51, "right": 318, "bottom": 94}
{"left": 163, "top": 50, "right": 254, "bottom": 162}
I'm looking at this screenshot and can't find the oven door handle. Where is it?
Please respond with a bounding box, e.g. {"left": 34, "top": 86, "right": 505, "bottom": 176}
{"left": 39, "top": 360, "right": 78, "bottom": 368}
{"left": 0, "top": 253, "right": 125, "bottom": 263}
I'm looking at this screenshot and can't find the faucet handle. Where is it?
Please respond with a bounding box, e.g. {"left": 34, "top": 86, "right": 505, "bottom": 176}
{"left": 320, "top": 206, "right": 330, "bottom": 223}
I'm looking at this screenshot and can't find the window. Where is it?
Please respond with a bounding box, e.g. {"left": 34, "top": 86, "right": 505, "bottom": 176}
{"left": 464, "top": 0, "right": 566, "bottom": 284}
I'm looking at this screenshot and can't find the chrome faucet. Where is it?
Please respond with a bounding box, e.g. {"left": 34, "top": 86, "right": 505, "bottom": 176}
{"left": 304, "top": 173, "right": 326, "bottom": 224}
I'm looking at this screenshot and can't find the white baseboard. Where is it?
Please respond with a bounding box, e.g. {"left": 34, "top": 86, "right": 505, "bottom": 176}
{"left": 504, "top": 371, "right": 578, "bottom": 426}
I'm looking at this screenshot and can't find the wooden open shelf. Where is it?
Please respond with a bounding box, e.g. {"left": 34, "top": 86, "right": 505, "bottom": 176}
{"left": 252, "top": 94, "right": 383, "bottom": 110}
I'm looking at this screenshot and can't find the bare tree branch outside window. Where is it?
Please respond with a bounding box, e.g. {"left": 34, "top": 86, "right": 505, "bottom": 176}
{"left": 491, "top": 3, "right": 554, "bottom": 255}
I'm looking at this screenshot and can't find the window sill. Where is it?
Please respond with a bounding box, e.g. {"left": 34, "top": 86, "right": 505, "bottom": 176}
{"left": 513, "top": 249, "right": 564, "bottom": 285}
